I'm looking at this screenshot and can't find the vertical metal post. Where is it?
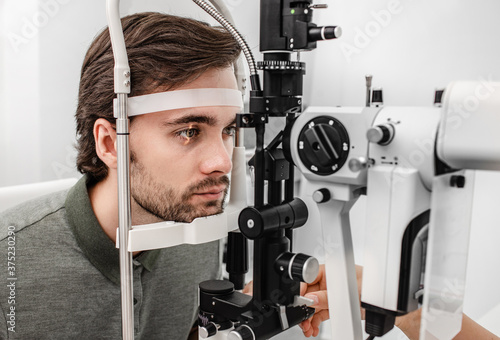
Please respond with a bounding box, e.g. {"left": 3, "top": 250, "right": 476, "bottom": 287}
{"left": 105, "top": 1, "right": 134, "bottom": 339}
{"left": 116, "top": 93, "right": 134, "bottom": 340}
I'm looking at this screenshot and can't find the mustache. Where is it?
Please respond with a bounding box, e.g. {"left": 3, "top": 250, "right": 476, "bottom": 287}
{"left": 186, "top": 175, "right": 230, "bottom": 194}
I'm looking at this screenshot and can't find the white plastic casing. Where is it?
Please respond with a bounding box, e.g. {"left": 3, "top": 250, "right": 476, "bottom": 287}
{"left": 361, "top": 107, "right": 440, "bottom": 312}
{"left": 289, "top": 106, "right": 382, "bottom": 340}
{"left": 438, "top": 81, "right": 500, "bottom": 171}
{"left": 420, "top": 170, "right": 475, "bottom": 340}
{"left": 289, "top": 106, "right": 381, "bottom": 188}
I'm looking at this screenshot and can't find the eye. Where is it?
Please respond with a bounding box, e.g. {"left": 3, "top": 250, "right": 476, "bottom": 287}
{"left": 223, "top": 126, "right": 237, "bottom": 137}
{"left": 176, "top": 127, "right": 200, "bottom": 140}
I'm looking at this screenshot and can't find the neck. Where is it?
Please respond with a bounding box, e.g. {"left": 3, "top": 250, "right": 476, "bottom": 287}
{"left": 88, "top": 171, "right": 163, "bottom": 244}
{"left": 88, "top": 173, "right": 119, "bottom": 243}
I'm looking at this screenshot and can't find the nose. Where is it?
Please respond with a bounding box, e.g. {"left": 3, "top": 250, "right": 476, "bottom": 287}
{"left": 199, "top": 138, "right": 233, "bottom": 176}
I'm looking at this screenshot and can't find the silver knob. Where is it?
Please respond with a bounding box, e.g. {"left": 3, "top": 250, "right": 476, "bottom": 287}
{"left": 349, "top": 157, "right": 368, "bottom": 172}
{"left": 228, "top": 325, "right": 255, "bottom": 340}
{"left": 228, "top": 332, "right": 243, "bottom": 340}
{"left": 333, "top": 26, "right": 342, "bottom": 38}
{"left": 301, "top": 256, "right": 320, "bottom": 284}
{"left": 367, "top": 123, "right": 395, "bottom": 145}
{"left": 312, "top": 188, "right": 331, "bottom": 203}
{"left": 199, "top": 322, "right": 218, "bottom": 338}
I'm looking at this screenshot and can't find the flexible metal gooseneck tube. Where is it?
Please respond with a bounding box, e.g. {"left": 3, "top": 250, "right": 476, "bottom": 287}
{"left": 192, "top": 0, "right": 262, "bottom": 92}
{"left": 105, "top": 1, "right": 134, "bottom": 339}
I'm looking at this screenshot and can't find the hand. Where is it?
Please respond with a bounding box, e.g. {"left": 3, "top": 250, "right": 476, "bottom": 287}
{"left": 242, "top": 271, "right": 328, "bottom": 337}
{"left": 299, "top": 264, "right": 364, "bottom": 337}
{"left": 298, "top": 263, "right": 328, "bottom": 337}
{"left": 242, "top": 281, "right": 252, "bottom": 295}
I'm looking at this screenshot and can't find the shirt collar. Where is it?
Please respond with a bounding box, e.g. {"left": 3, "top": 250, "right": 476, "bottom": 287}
{"left": 65, "top": 175, "right": 161, "bottom": 284}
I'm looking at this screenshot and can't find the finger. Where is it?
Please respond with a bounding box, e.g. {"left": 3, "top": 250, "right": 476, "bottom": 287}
{"left": 242, "top": 281, "right": 253, "bottom": 296}
{"left": 310, "top": 309, "right": 330, "bottom": 336}
{"left": 304, "top": 290, "right": 329, "bottom": 310}
{"left": 299, "top": 318, "right": 309, "bottom": 333}
{"left": 300, "top": 318, "right": 314, "bottom": 338}
{"left": 300, "top": 282, "right": 307, "bottom": 296}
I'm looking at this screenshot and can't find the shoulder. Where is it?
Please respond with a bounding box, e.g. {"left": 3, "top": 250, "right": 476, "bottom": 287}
{"left": 0, "top": 189, "right": 69, "bottom": 241}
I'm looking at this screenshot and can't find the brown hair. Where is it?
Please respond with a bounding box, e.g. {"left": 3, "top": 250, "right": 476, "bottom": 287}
{"left": 76, "top": 12, "right": 241, "bottom": 182}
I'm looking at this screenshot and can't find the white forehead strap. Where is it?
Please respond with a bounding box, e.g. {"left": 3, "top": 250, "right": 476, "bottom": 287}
{"left": 113, "top": 88, "right": 243, "bottom": 118}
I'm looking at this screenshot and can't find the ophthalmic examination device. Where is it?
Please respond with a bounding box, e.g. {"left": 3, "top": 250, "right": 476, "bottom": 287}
{"left": 105, "top": 1, "right": 500, "bottom": 339}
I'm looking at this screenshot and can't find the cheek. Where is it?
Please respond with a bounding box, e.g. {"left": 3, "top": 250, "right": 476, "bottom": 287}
{"left": 223, "top": 138, "right": 234, "bottom": 153}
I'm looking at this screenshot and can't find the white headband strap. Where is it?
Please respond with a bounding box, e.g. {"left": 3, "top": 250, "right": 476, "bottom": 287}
{"left": 113, "top": 88, "right": 243, "bottom": 117}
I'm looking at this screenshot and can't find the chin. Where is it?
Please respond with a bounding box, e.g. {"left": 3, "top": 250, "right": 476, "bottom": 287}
{"left": 192, "top": 205, "right": 224, "bottom": 220}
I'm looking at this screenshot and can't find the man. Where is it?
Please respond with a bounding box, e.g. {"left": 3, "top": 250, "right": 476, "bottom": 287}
{"left": 0, "top": 12, "right": 241, "bottom": 339}
{"left": 0, "top": 10, "right": 497, "bottom": 340}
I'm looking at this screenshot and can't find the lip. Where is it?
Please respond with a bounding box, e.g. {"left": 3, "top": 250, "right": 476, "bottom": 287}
{"left": 193, "top": 186, "right": 226, "bottom": 200}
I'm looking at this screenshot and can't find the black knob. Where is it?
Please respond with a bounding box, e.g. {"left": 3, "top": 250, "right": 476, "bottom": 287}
{"left": 371, "top": 88, "right": 384, "bottom": 106}
{"left": 228, "top": 325, "right": 255, "bottom": 340}
{"left": 238, "top": 199, "right": 308, "bottom": 239}
{"left": 199, "top": 322, "right": 218, "bottom": 339}
{"left": 308, "top": 26, "right": 342, "bottom": 41}
{"left": 297, "top": 116, "right": 350, "bottom": 175}
{"left": 367, "top": 123, "right": 395, "bottom": 145}
{"left": 450, "top": 175, "right": 466, "bottom": 188}
{"left": 199, "top": 280, "right": 234, "bottom": 313}
{"left": 312, "top": 188, "right": 331, "bottom": 203}
{"left": 226, "top": 231, "right": 248, "bottom": 290}
{"left": 238, "top": 206, "right": 270, "bottom": 240}
{"left": 275, "top": 252, "right": 320, "bottom": 283}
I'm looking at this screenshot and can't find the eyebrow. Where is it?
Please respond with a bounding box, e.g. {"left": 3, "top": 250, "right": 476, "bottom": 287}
{"left": 162, "top": 114, "right": 215, "bottom": 127}
{"left": 161, "top": 114, "right": 236, "bottom": 127}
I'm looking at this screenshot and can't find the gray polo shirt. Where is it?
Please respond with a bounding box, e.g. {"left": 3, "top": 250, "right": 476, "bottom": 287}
{"left": 0, "top": 176, "right": 221, "bottom": 339}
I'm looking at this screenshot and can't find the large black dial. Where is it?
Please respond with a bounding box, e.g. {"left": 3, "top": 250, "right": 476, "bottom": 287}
{"left": 297, "top": 116, "right": 350, "bottom": 176}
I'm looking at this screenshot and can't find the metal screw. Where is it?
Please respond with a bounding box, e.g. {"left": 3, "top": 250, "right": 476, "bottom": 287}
{"left": 247, "top": 219, "right": 255, "bottom": 229}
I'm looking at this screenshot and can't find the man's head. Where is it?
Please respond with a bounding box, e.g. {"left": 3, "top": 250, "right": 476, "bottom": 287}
{"left": 126, "top": 67, "right": 239, "bottom": 223}
{"left": 76, "top": 13, "right": 242, "bottom": 223}
{"left": 76, "top": 12, "right": 241, "bottom": 182}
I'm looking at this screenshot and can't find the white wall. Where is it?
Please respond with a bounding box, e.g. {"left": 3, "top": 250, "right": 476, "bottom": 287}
{"left": 302, "top": 0, "right": 500, "bottom": 108}
{"left": 1, "top": 0, "right": 499, "bottom": 338}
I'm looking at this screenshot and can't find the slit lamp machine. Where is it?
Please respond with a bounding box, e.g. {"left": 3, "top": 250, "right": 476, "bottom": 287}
{"left": 105, "top": 0, "right": 500, "bottom": 339}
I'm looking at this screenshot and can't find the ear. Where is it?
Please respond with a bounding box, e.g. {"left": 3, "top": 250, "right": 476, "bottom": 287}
{"left": 94, "top": 118, "right": 117, "bottom": 170}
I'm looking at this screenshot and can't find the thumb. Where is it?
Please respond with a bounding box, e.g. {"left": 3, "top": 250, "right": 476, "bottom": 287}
{"left": 304, "top": 290, "right": 329, "bottom": 311}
